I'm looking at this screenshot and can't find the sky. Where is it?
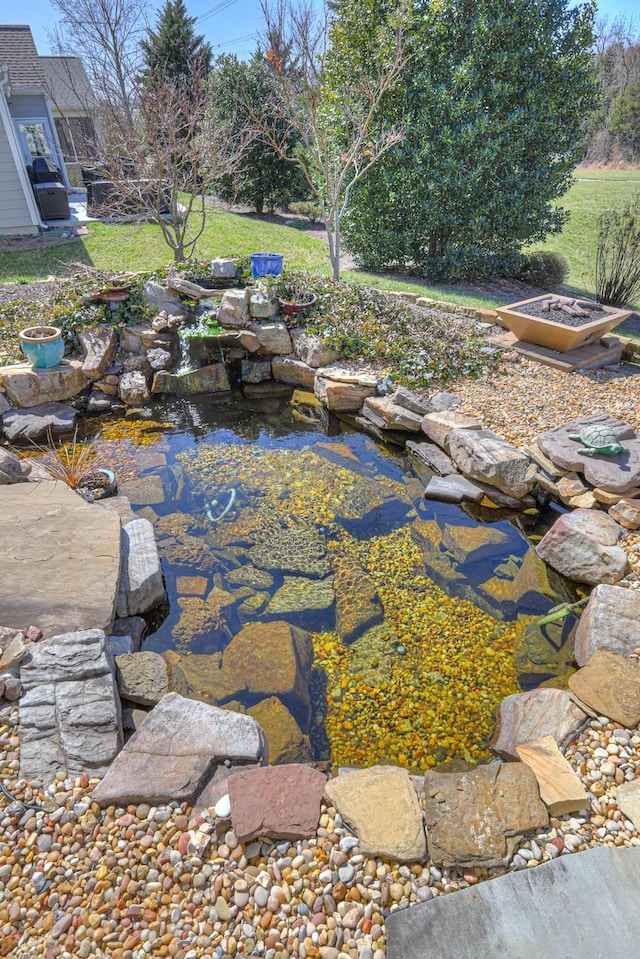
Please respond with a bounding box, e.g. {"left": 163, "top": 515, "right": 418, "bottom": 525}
{"left": 4, "top": 0, "right": 639, "bottom": 62}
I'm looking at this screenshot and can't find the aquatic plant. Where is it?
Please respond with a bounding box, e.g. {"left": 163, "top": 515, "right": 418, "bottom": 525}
{"left": 29, "top": 428, "right": 99, "bottom": 489}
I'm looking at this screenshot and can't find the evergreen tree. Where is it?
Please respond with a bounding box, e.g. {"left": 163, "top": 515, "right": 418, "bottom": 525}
{"left": 338, "top": 0, "right": 598, "bottom": 280}
{"left": 140, "top": 0, "right": 212, "bottom": 89}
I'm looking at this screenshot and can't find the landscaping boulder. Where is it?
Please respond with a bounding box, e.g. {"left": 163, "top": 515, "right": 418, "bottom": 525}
{"left": 314, "top": 368, "right": 378, "bottom": 412}
{"left": 218, "top": 289, "right": 250, "bottom": 328}
{"left": 152, "top": 364, "right": 230, "bottom": 395}
{"left": 361, "top": 395, "right": 423, "bottom": 432}
{"left": 271, "top": 357, "right": 316, "bottom": 389}
{"left": 115, "top": 651, "right": 169, "bottom": 705}
{"left": 535, "top": 508, "right": 627, "bottom": 585}
{"left": 1, "top": 401, "right": 76, "bottom": 443}
{"left": 248, "top": 322, "right": 293, "bottom": 355}
{"left": 424, "top": 763, "right": 548, "bottom": 869}
{"left": 78, "top": 326, "right": 117, "bottom": 379}
{"left": 490, "top": 688, "right": 587, "bottom": 759}
{"left": 537, "top": 414, "right": 640, "bottom": 495}
{"left": 290, "top": 330, "right": 341, "bottom": 368}
{"left": 19, "top": 629, "right": 123, "bottom": 784}
{"left": 0, "top": 361, "right": 87, "bottom": 409}
{"left": 118, "top": 371, "right": 150, "bottom": 406}
{"left": 609, "top": 498, "right": 640, "bottom": 530}
{"left": 117, "top": 518, "right": 165, "bottom": 617}
{"left": 247, "top": 697, "right": 313, "bottom": 765}
{"left": 448, "top": 428, "right": 537, "bottom": 499}
{"left": 143, "top": 280, "right": 187, "bottom": 317}
{"left": 420, "top": 411, "right": 482, "bottom": 450}
{"left": 0, "top": 448, "right": 31, "bottom": 484}
{"left": 574, "top": 584, "right": 640, "bottom": 666}
{"left": 569, "top": 648, "right": 640, "bottom": 726}
{"left": 229, "top": 764, "right": 326, "bottom": 841}
{"left": 406, "top": 440, "right": 456, "bottom": 481}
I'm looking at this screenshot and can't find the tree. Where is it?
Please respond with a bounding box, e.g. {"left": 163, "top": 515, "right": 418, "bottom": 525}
{"left": 245, "top": 0, "right": 408, "bottom": 280}
{"left": 48, "top": 0, "right": 146, "bottom": 124}
{"left": 610, "top": 83, "right": 640, "bottom": 159}
{"left": 586, "top": 16, "right": 640, "bottom": 164}
{"left": 94, "top": 66, "right": 248, "bottom": 262}
{"left": 139, "top": 0, "right": 212, "bottom": 91}
{"left": 341, "top": 0, "right": 598, "bottom": 280}
{"left": 208, "top": 53, "right": 309, "bottom": 213}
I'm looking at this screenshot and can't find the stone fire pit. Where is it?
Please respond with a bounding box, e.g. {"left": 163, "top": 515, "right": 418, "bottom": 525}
{"left": 497, "top": 294, "right": 631, "bottom": 352}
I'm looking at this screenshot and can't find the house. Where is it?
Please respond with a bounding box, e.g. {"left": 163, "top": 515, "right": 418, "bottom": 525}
{"left": 0, "top": 24, "right": 97, "bottom": 236}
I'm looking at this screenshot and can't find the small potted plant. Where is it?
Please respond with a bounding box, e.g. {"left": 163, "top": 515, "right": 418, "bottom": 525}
{"left": 19, "top": 326, "right": 65, "bottom": 368}
{"left": 274, "top": 276, "right": 317, "bottom": 316}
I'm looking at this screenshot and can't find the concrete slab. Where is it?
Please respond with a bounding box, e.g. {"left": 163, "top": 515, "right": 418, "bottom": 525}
{"left": 0, "top": 480, "right": 121, "bottom": 638}
{"left": 387, "top": 847, "right": 640, "bottom": 959}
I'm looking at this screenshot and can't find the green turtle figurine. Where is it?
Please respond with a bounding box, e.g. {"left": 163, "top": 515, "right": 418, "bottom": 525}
{"left": 568, "top": 423, "right": 629, "bottom": 457}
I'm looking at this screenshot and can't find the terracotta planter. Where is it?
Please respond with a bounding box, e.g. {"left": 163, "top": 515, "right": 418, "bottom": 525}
{"left": 278, "top": 295, "right": 317, "bottom": 317}
{"left": 496, "top": 295, "right": 631, "bottom": 353}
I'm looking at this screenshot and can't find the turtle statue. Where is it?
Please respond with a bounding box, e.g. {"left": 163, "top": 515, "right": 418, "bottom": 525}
{"left": 568, "top": 423, "right": 629, "bottom": 457}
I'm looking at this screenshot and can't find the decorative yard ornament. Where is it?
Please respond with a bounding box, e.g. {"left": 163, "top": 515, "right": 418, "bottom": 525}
{"left": 568, "top": 423, "right": 629, "bottom": 457}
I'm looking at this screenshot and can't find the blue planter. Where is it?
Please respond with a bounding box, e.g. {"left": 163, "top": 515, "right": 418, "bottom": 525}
{"left": 20, "top": 326, "right": 65, "bottom": 369}
{"left": 250, "top": 252, "right": 284, "bottom": 279}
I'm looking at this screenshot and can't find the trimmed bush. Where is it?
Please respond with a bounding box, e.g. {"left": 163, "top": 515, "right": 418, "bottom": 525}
{"left": 518, "top": 251, "right": 569, "bottom": 289}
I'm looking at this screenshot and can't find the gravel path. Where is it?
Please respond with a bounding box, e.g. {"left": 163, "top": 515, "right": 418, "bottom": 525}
{"left": 1, "top": 703, "right": 639, "bottom": 958}
{"left": 450, "top": 359, "right": 640, "bottom": 448}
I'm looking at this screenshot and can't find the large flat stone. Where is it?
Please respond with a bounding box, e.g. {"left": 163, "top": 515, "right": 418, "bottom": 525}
{"left": 92, "top": 693, "right": 267, "bottom": 806}
{"left": 535, "top": 508, "right": 627, "bottom": 585}
{"left": 424, "top": 763, "right": 548, "bottom": 869}
{"left": 361, "top": 395, "right": 423, "bottom": 432}
{"left": 449, "top": 428, "right": 537, "bottom": 499}
{"left": 19, "top": 629, "right": 123, "bottom": 783}
{"left": 0, "top": 360, "right": 87, "bottom": 408}
{"left": 406, "top": 440, "right": 456, "bottom": 481}
{"left": 490, "top": 688, "right": 587, "bottom": 759}
{"left": 420, "top": 411, "right": 482, "bottom": 449}
{"left": 387, "top": 847, "right": 640, "bottom": 959}
{"left": 537, "top": 414, "right": 640, "bottom": 494}
{"left": 116, "top": 518, "right": 165, "bottom": 617}
{"left": 424, "top": 474, "right": 484, "bottom": 504}
{"left": 271, "top": 356, "right": 316, "bottom": 389}
{"left": 152, "top": 364, "right": 231, "bottom": 395}
{"left": 515, "top": 735, "right": 589, "bottom": 815}
{"left": 574, "top": 583, "right": 640, "bottom": 666}
{"left": 229, "top": 764, "right": 326, "bottom": 841}
{"left": 2, "top": 401, "right": 76, "bottom": 442}
{"left": 615, "top": 780, "right": 640, "bottom": 830}
{"left": 247, "top": 697, "right": 313, "bottom": 765}
{"left": 0, "top": 481, "right": 121, "bottom": 638}
{"left": 324, "top": 765, "right": 427, "bottom": 862}
{"left": 569, "top": 647, "right": 640, "bottom": 726}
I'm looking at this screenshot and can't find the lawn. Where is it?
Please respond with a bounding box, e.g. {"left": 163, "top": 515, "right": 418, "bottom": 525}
{"left": 1, "top": 168, "right": 638, "bottom": 309}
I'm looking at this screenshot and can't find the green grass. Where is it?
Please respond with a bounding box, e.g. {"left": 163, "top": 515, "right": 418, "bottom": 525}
{"left": 538, "top": 169, "right": 640, "bottom": 304}
{"left": 2, "top": 168, "right": 639, "bottom": 309}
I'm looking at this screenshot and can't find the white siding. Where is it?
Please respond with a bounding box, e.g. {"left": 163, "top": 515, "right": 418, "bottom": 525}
{"left": 0, "top": 103, "right": 40, "bottom": 236}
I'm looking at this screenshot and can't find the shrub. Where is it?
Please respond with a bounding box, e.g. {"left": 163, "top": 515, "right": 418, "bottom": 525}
{"left": 289, "top": 201, "right": 322, "bottom": 225}
{"left": 518, "top": 251, "right": 569, "bottom": 289}
{"left": 595, "top": 192, "right": 640, "bottom": 306}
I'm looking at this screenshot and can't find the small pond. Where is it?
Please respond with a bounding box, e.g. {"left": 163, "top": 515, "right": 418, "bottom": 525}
{"left": 79, "top": 390, "right": 578, "bottom": 771}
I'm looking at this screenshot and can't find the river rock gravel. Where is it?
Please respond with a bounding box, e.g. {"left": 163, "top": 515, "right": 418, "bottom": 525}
{"left": 1, "top": 700, "right": 640, "bottom": 959}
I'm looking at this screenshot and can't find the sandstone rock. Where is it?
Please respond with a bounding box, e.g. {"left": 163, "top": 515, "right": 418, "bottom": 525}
{"left": 391, "top": 386, "right": 431, "bottom": 416}
{"left": 92, "top": 693, "right": 267, "bottom": 806}
{"left": 19, "top": 629, "right": 123, "bottom": 783}
{"left": 210, "top": 258, "right": 238, "bottom": 279}
{"left": 537, "top": 414, "right": 640, "bottom": 494}
{"left": 290, "top": 330, "right": 341, "bottom": 368}
{"left": 222, "top": 621, "right": 313, "bottom": 722}
{"left": 194, "top": 761, "right": 261, "bottom": 812}
{"left": 420, "top": 411, "right": 482, "bottom": 450}
{"left": 271, "top": 356, "right": 316, "bottom": 389}
{"left": 218, "top": 289, "right": 250, "bottom": 328}
{"left": 424, "top": 474, "right": 485, "bottom": 504}
{"left": 116, "top": 651, "right": 169, "bottom": 705}
{"left": 99, "top": 494, "right": 136, "bottom": 526}
{"left": 515, "top": 735, "right": 589, "bottom": 816}
{"left": 118, "top": 475, "right": 165, "bottom": 506}
{"left": 424, "top": 763, "right": 548, "bottom": 869}
{"left": 615, "top": 780, "right": 640, "bottom": 831}
{"left": 267, "top": 576, "right": 335, "bottom": 620}
{"left": 174, "top": 653, "right": 242, "bottom": 704}
{"left": 248, "top": 697, "right": 313, "bottom": 765}
{"left": 0, "top": 448, "right": 31, "bottom": 484}
{"left": 78, "top": 326, "right": 117, "bottom": 380}
{"left": 334, "top": 559, "right": 383, "bottom": 643}
{"left": 241, "top": 359, "right": 272, "bottom": 383}
{"left": 152, "top": 363, "right": 230, "bottom": 395}
{"left": 524, "top": 442, "right": 567, "bottom": 478}
{"left": 556, "top": 472, "right": 589, "bottom": 503}
{"left": 0, "top": 633, "right": 29, "bottom": 672}
{"left": 0, "top": 360, "right": 87, "bottom": 408}
{"left": 86, "top": 390, "right": 114, "bottom": 414}
{"left": 609, "top": 498, "right": 640, "bottom": 530}
{"left": 361, "top": 396, "right": 423, "bottom": 432}
{"left": 230, "top": 764, "right": 326, "bottom": 841}
{"left": 324, "top": 765, "right": 427, "bottom": 862}
{"left": 247, "top": 322, "right": 293, "bottom": 356}
{"left": 2, "top": 401, "right": 76, "bottom": 442}
{"left": 119, "top": 326, "right": 146, "bottom": 354}
{"left": 449, "top": 428, "right": 537, "bottom": 499}
{"left": 118, "top": 371, "right": 150, "bottom": 406}
{"left": 569, "top": 648, "right": 640, "bottom": 726}
{"left": 574, "top": 584, "right": 640, "bottom": 666}
{"left": 0, "top": 481, "right": 121, "bottom": 639}
{"left": 314, "top": 369, "right": 378, "bottom": 413}
{"left": 143, "top": 280, "right": 187, "bottom": 317}
{"left": 406, "top": 440, "right": 456, "bottom": 481}
{"left": 146, "top": 348, "right": 173, "bottom": 372}
{"left": 176, "top": 575, "right": 209, "bottom": 597}
{"left": 249, "top": 526, "right": 330, "bottom": 578}
{"left": 490, "top": 688, "right": 587, "bottom": 759}
{"left": 428, "top": 391, "right": 463, "bottom": 412}
{"left": 535, "top": 508, "right": 626, "bottom": 585}
{"left": 111, "top": 616, "right": 146, "bottom": 650}
{"left": 116, "top": 518, "right": 165, "bottom": 617}
{"left": 595, "top": 486, "right": 640, "bottom": 505}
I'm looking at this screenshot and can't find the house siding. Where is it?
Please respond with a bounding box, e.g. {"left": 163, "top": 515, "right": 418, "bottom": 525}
{"left": 8, "top": 91, "right": 50, "bottom": 120}
{"left": 0, "top": 91, "right": 41, "bottom": 236}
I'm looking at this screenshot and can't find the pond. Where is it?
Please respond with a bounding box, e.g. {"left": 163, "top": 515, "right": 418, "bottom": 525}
{"left": 82, "top": 390, "right": 578, "bottom": 772}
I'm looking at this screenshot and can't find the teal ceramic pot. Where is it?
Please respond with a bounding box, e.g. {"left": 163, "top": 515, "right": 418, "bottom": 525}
{"left": 19, "top": 326, "right": 65, "bottom": 369}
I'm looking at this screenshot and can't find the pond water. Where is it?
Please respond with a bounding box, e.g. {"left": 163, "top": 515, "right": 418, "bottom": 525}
{"left": 85, "top": 390, "right": 578, "bottom": 772}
